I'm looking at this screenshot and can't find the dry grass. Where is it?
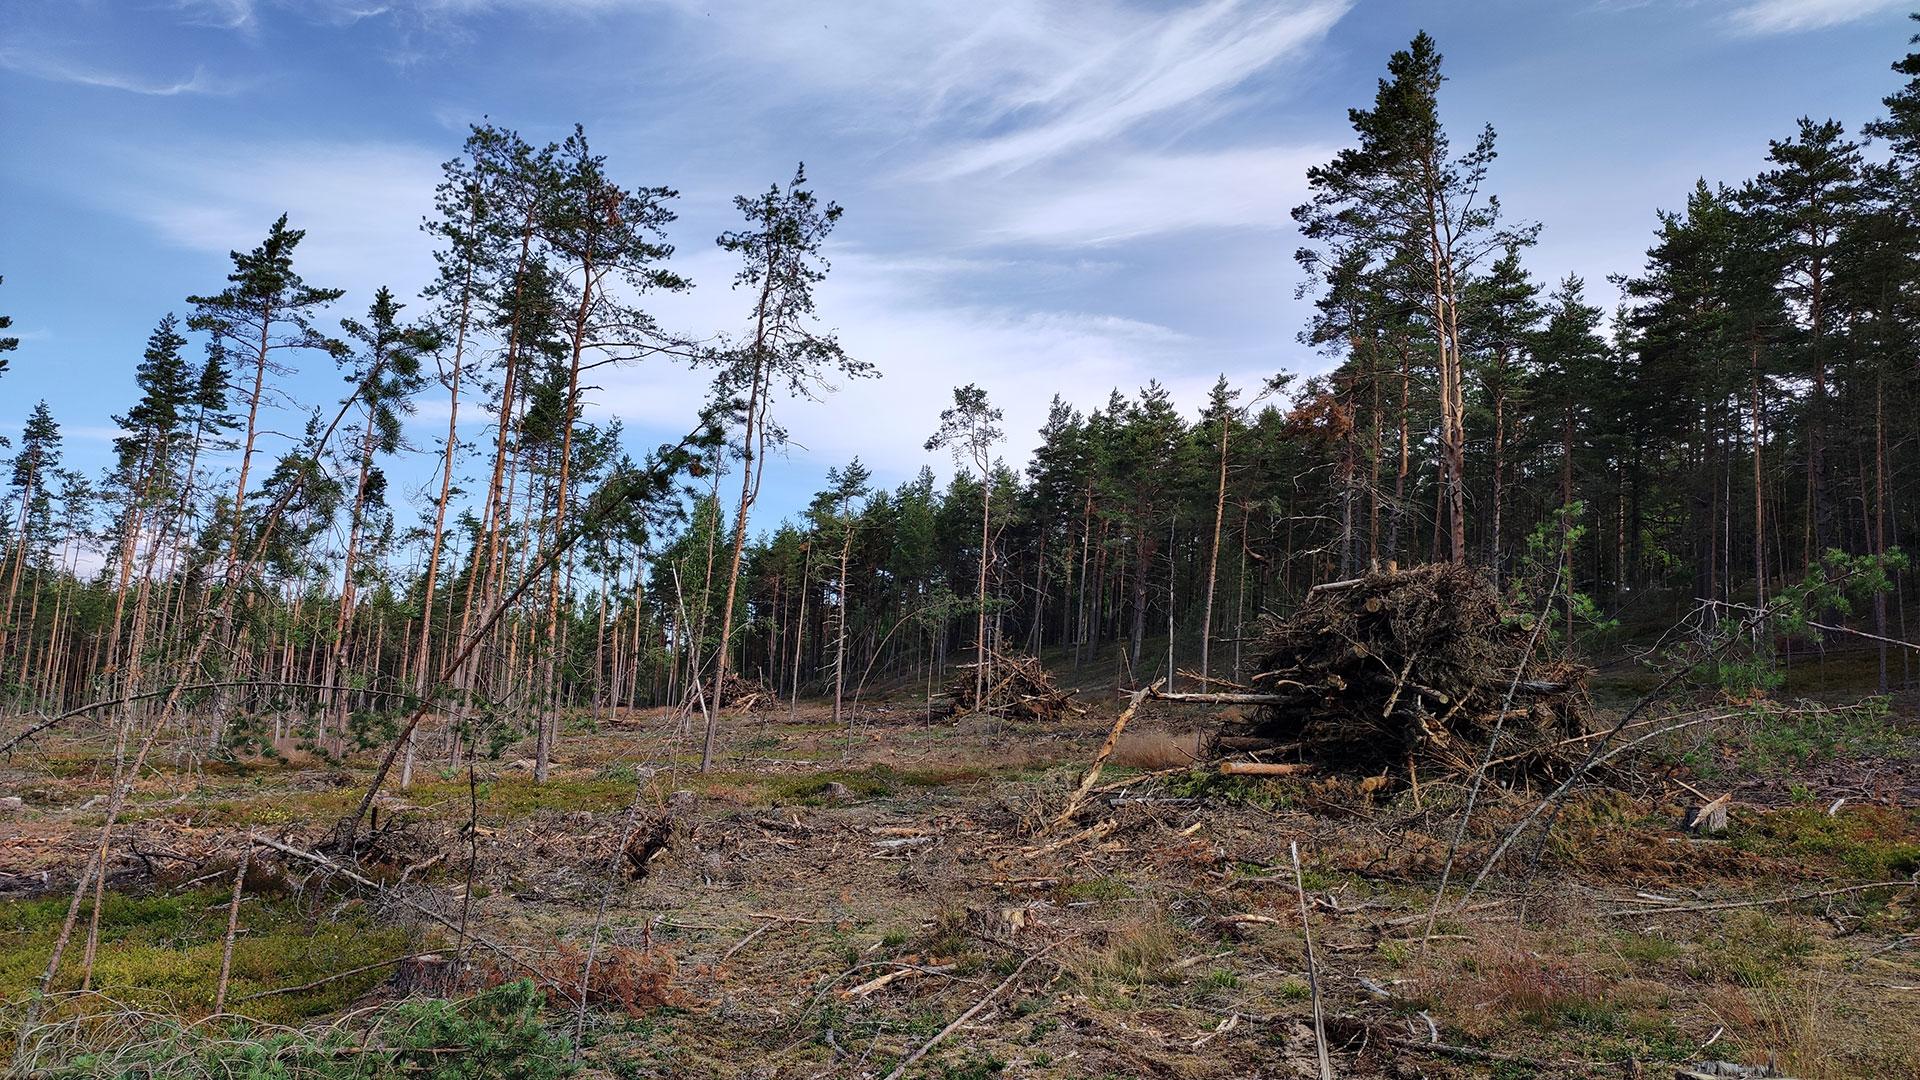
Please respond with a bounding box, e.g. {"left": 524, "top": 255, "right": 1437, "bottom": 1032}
{"left": 0, "top": 692, "right": 1915, "bottom": 1078}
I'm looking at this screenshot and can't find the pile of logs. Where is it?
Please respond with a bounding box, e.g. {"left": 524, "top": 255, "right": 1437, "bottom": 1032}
{"left": 1170, "top": 563, "right": 1591, "bottom": 782}
{"left": 943, "top": 652, "right": 1081, "bottom": 721}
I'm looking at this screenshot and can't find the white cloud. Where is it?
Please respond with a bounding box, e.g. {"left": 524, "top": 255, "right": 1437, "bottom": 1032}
{"left": 981, "top": 145, "right": 1328, "bottom": 245}
{"left": 585, "top": 245, "right": 1281, "bottom": 505}
{"left": 1728, "top": 0, "right": 1906, "bottom": 33}
{"left": 172, "top": 0, "right": 261, "bottom": 30}
{"left": 921, "top": 0, "right": 1348, "bottom": 179}
{"left": 103, "top": 141, "right": 444, "bottom": 296}
{"left": 44, "top": 0, "right": 1340, "bottom": 525}
{"left": 0, "top": 49, "right": 237, "bottom": 96}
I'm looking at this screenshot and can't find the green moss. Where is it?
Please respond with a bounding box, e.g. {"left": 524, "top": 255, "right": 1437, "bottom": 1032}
{"left": 1732, "top": 804, "right": 1920, "bottom": 879}
{"left": 757, "top": 763, "right": 983, "bottom": 805}
{"left": 30, "top": 979, "right": 575, "bottom": 1080}
{"left": 1060, "top": 877, "right": 1134, "bottom": 903}
{"left": 0, "top": 888, "right": 419, "bottom": 1024}
{"left": 1160, "top": 769, "right": 1296, "bottom": 810}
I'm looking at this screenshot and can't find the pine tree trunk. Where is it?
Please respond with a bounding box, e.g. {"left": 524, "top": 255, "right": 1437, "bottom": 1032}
{"left": 1200, "top": 406, "right": 1230, "bottom": 690}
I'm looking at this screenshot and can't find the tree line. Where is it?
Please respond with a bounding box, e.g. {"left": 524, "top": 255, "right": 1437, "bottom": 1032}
{"left": 2, "top": 21, "right": 1918, "bottom": 782}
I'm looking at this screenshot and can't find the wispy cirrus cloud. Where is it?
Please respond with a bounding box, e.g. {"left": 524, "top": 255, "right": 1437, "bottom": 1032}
{"left": 98, "top": 140, "right": 444, "bottom": 292}
{"left": 979, "top": 145, "right": 1329, "bottom": 246}
{"left": 170, "top": 0, "right": 261, "bottom": 30}
{"left": 919, "top": 0, "right": 1348, "bottom": 179}
{"left": 0, "top": 48, "right": 238, "bottom": 96}
{"left": 1728, "top": 0, "right": 1908, "bottom": 34}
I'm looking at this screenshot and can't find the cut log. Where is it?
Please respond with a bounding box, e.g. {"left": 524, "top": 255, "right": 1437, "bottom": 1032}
{"left": 1219, "top": 762, "right": 1316, "bottom": 777}
{"left": 1151, "top": 690, "right": 1296, "bottom": 706}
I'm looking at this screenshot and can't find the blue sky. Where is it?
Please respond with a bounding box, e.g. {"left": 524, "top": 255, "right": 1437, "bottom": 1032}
{"left": 1, "top": 0, "right": 1912, "bottom": 533}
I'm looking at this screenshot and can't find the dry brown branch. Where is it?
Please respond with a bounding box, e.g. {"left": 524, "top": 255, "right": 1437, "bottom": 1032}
{"left": 1053, "top": 679, "right": 1161, "bottom": 827}
{"left": 1600, "top": 880, "right": 1916, "bottom": 916}
{"left": 1292, "top": 841, "right": 1333, "bottom": 1080}
{"left": 211, "top": 842, "right": 253, "bottom": 1014}
{"left": 878, "top": 941, "right": 1065, "bottom": 1080}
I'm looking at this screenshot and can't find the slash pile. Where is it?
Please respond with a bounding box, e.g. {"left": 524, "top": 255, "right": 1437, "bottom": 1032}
{"left": 945, "top": 652, "right": 1081, "bottom": 722}
{"left": 1237, "top": 563, "right": 1591, "bottom": 781}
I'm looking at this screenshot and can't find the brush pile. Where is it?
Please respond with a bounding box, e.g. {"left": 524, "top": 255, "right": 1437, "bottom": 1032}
{"left": 1235, "top": 563, "right": 1590, "bottom": 780}
{"left": 714, "top": 671, "right": 773, "bottom": 711}
{"left": 944, "top": 652, "right": 1081, "bottom": 721}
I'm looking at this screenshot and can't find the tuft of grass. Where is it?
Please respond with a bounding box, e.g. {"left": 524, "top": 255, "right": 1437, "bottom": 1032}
{"left": 1688, "top": 910, "right": 1814, "bottom": 986}
{"left": 1415, "top": 950, "right": 1619, "bottom": 1038}
{"left": 1199, "top": 968, "right": 1239, "bottom": 990}
{"left": 1614, "top": 932, "right": 1684, "bottom": 966}
{"left": 1082, "top": 918, "right": 1180, "bottom": 988}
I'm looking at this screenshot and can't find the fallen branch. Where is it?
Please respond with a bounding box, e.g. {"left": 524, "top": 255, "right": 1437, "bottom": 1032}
{"left": 1292, "top": 841, "right": 1332, "bottom": 1080}
{"left": 845, "top": 964, "right": 955, "bottom": 998}
{"left": 1150, "top": 690, "right": 1294, "bottom": 706}
{"left": 879, "top": 942, "right": 1063, "bottom": 1080}
{"left": 1087, "top": 764, "right": 1198, "bottom": 795}
{"left": 1020, "top": 819, "right": 1117, "bottom": 859}
{"left": 1054, "top": 680, "right": 1161, "bottom": 827}
{"left": 235, "top": 953, "right": 438, "bottom": 1002}
{"left": 211, "top": 842, "right": 253, "bottom": 1014}
{"left": 1600, "top": 880, "right": 1916, "bottom": 917}
{"left": 1700, "top": 597, "right": 1920, "bottom": 652}
{"left": 1385, "top": 1035, "right": 1610, "bottom": 1073}
{"left": 720, "top": 917, "right": 799, "bottom": 964}
{"left": 246, "top": 833, "right": 578, "bottom": 1006}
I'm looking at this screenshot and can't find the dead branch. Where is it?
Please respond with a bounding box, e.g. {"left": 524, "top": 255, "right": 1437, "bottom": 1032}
{"left": 1054, "top": 679, "right": 1161, "bottom": 827}
{"left": 879, "top": 941, "right": 1064, "bottom": 1080}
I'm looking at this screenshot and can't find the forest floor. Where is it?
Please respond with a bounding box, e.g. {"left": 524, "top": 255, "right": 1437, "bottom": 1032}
{"left": 1, "top": 658, "right": 1918, "bottom": 1079}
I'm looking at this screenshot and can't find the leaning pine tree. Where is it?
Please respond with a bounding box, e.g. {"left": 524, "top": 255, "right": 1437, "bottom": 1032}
{"left": 704, "top": 164, "right": 870, "bottom": 771}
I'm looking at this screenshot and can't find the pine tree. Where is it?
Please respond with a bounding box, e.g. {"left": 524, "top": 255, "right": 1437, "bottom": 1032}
{"left": 1462, "top": 244, "right": 1542, "bottom": 577}
{"left": 102, "top": 314, "right": 195, "bottom": 675}
{"left": 811, "top": 458, "right": 870, "bottom": 725}
{"left": 926, "top": 384, "right": 1004, "bottom": 708}
{"left": 1196, "top": 377, "right": 1241, "bottom": 688}
{"left": 410, "top": 125, "right": 504, "bottom": 712}
{"left": 187, "top": 215, "right": 347, "bottom": 592}
{"left": 532, "top": 125, "right": 688, "bottom": 781}
{"left": 323, "top": 287, "right": 433, "bottom": 751}
{"left": 1295, "top": 31, "right": 1537, "bottom": 564}
{"left": 704, "top": 164, "right": 867, "bottom": 770}
{"left": 1, "top": 402, "right": 62, "bottom": 666}
{"left": 0, "top": 275, "right": 18, "bottom": 380}
{"left": 1753, "top": 118, "right": 1863, "bottom": 563}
